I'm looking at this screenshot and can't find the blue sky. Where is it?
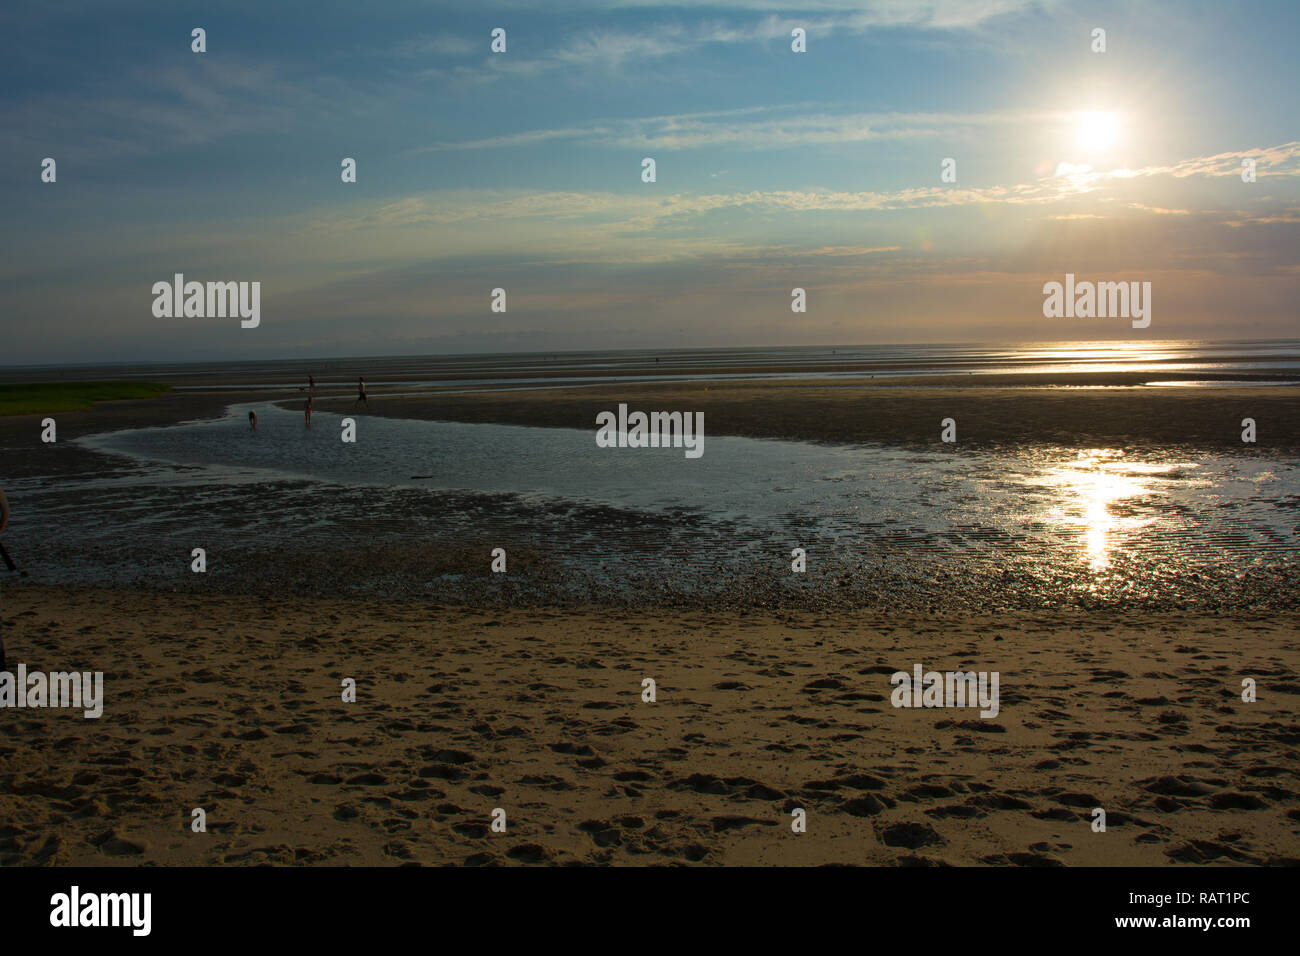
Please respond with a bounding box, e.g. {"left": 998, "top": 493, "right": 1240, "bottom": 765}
{"left": 1, "top": 0, "right": 1296, "bottom": 364}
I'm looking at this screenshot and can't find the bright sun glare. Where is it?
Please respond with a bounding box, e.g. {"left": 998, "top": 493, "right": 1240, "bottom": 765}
{"left": 1073, "top": 110, "right": 1120, "bottom": 154}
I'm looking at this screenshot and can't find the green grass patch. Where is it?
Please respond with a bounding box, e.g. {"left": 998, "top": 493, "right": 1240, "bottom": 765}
{"left": 0, "top": 381, "right": 171, "bottom": 417}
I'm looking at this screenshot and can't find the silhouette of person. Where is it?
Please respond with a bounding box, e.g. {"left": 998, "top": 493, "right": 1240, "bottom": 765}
{"left": 0, "top": 488, "right": 10, "bottom": 665}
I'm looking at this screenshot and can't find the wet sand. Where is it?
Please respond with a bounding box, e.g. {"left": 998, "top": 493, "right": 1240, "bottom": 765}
{"left": 3, "top": 379, "right": 1297, "bottom": 614}
{"left": 0, "top": 390, "right": 232, "bottom": 480}
{"left": 1, "top": 372, "right": 1296, "bottom": 472}
{"left": 3, "top": 375, "right": 1299, "bottom": 604}
{"left": 1, "top": 587, "right": 1296, "bottom": 866}
{"left": 314, "top": 376, "right": 1300, "bottom": 452}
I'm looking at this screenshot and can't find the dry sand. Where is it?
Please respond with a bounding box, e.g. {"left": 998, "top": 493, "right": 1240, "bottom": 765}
{"left": 2, "top": 587, "right": 1296, "bottom": 866}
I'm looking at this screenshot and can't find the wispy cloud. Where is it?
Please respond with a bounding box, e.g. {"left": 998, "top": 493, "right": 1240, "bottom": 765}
{"left": 0, "top": 56, "right": 366, "bottom": 162}
{"left": 417, "top": 105, "right": 1056, "bottom": 153}
{"left": 1050, "top": 144, "right": 1300, "bottom": 193}
{"left": 1157, "top": 143, "right": 1300, "bottom": 178}
{"left": 425, "top": 0, "right": 1042, "bottom": 78}
{"left": 1225, "top": 208, "right": 1300, "bottom": 228}
{"left": 397, "top": 34, "right": 479, "bottom": 58}
{"left": 1128, "top": 203, "right": 1189, "bottom": 215}
{"left": 331, "top": 143, "right": 1300, "bottom": 239}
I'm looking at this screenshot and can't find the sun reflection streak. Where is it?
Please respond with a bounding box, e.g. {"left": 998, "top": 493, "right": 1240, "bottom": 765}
{"left": 1039, "top": 449, "right": 1181, "bottom": 572}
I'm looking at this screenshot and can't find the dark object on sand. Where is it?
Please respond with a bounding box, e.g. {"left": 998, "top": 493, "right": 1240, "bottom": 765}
{"left": 0, "top": 488, "right": 10, "bottom": 665}
{"left": 0, "top": 488, "right": 9, "bottom": 569}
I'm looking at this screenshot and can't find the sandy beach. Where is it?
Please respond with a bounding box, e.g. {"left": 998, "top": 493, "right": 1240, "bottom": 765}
{"left": 1, "top": 586, "right": 1296, "bottom": 866}
{"left": 1, "top": 365, "right": 1297, "bottom": 866}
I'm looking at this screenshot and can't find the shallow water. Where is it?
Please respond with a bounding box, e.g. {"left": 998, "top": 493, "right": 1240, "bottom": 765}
{"left": 12, "top": 339, "right": 1299, "bottom": 389}
{"left": 60, "top": 401, "right": 1299, "bottom": 573}
{"left": 2, "top": 398, "right": 1293, "bottom": 608}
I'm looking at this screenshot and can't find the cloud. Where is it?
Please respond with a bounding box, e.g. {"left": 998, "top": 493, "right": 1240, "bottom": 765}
{"left": 1128, "top": 203, "right": 1190, "bottom": 215}
{"left": 780, "top": 245, "right": 902, "bottom": 257}
{"left": 1115, "top": 143, "right": 1300, "bottom": 180}
{"left": 398, "top": 34, "right": 478, "bottom": 58}
{"left": 0, "top": 56, "right": 364, "bottom": 163}
{"left": 1224, "top": 209, "right": 1300, "bottom": 228}
{"left": 309, "top": 142, "right": 1300, "bottom": 247}
{"left": 417, "top": 105, "right": 1056, "bottom": 153}
{"left": 437, "top": 0, "right": 1042, "bottom": 77}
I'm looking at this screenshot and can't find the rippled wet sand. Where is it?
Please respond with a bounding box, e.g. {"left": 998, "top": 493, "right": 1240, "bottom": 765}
{"left": 1, "top": 399, "right": 1293, "bottom": 611}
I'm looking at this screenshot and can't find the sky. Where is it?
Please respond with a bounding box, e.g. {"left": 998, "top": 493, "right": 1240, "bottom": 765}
{"left": 0, "top": 0, "right": 1296, "bottom": 364}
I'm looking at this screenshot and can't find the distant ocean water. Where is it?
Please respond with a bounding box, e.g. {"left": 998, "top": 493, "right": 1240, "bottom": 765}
{"left": 4, "top": 340, "right": 1298, "bottom": 390}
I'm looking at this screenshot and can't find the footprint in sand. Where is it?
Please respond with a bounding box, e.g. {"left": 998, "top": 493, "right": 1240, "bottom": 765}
{"left": 507, "top": 843, "right": 550, "bottom": 863}
{"left": 877, "top": 822, "right": 944, "bottom": 849}
{"left": 92, "top": 830, "right": 148, "bottom": 856}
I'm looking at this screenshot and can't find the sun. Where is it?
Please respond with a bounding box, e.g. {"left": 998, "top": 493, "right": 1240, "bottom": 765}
{"left": 1073, "top": 110, "right": 1120, "bottom": 154}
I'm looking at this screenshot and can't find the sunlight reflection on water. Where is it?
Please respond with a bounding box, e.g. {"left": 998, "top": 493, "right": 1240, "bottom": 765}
{"left": 57, "top": 402, "right": 1299, "bottom": 579}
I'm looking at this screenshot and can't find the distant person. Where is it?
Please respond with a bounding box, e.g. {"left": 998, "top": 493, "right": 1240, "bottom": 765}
{"left": 356, "top": 376, "right": 367, "bottom": 405}
{"left": 248, "top": 410, "right": 257, "bottom": 430}
{"left": 309, "top": 374, "right": 316, "bottom": 394}
{"left": 0, "top": 487, "right": 11, "bottom": 665}
{"left": 305, "top": 395, "right": 313, "bottom": 426}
